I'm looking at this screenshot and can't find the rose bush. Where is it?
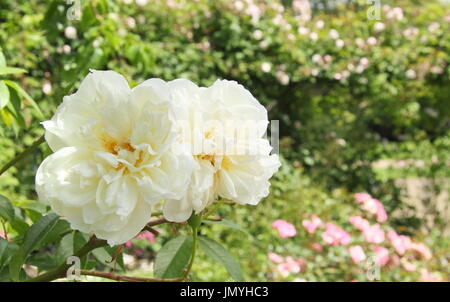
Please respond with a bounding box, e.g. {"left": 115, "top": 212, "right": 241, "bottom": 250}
{"left": 0, "top": 0, "right": 448, "bottom": 282}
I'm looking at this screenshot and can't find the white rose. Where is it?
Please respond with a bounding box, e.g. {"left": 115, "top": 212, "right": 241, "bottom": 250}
{"left": 161, "top": 79, "right": 281, "bottom": 222}
{"left": 36, "top": 70, "right": 193, "bottom": 245}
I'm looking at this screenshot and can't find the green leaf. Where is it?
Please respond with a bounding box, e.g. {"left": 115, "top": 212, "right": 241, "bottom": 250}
{"left": 0, "top": 51, "right": 6, "bottom": 67}
{"left": 0, "top": 238, "right": 18, "bottom": 269}
{"left": 14, "top": 200, "right": 48, "bottom": 214}
{"left": 92, "top": 247, "right": 112, "bottom": 265}
{"left": 204, "top": 219, "right": 250, "bottom": 236}
{"left": 0, "top": 194, "right": 15, "bottom": 222}
{"left": 27, "top": 252, "right": 57, "bottom": 271}
{"left": 9, "top": 213, "right": 59, "bottom": 281}
{"left": 4, "top": 80, "right": 43, "bottom": 118}
{"left": 198, "top": 236, "right": 244, "bottom": 281}
{"left": 0, "top": 80, "right": 10, "bottom": 109}
{"left": 154, "top": 235, "right": 193, "bottom": 279}
{"left": 0, "top": 67, "right": 26, "bottom": 76}
{"left": 55, "top": 232, "right": 74, "bottom": 266}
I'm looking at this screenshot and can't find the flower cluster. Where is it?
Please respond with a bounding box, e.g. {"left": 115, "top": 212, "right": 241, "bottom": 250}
{"left": 267, "top": 192, "right": 439, "bottom": 281}
{"left": 35, "top": 70, "right": 280, "bottom": 245}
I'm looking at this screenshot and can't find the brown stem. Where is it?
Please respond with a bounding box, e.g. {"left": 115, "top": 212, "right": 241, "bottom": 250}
{"left": 27, "top": 235, "right": 107, "bottom": 282}
{"left": 26, "top": 216, "right": 182, "bottom": 282}
{"left": 79, "top": 270, "right": 182, "bottom": 282}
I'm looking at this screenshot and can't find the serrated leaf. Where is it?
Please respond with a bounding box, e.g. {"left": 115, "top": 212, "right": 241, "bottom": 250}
{"left": 199, "top": 236, "right": 244, "bottom": 281}
{"left": 0, "top": 80, "right": 9, "bottom": 109}
{"left": 0, "top": 67, "right": 26, "bottom": 76}
{"left": 154, "top": 235, "right": 193, "bottom": 279}
{"left": 0, "top": 194, "right": 15, "bottom": 222}
{"left": 204, "top": 219, "right": 250, "bottom": 236}
{"left": 9, "top": 213, "right": 59, "bottom": 281}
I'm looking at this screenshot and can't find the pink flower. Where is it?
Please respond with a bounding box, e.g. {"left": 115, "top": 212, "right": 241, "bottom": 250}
{"left": 349, "top": 245, "right": 366, "bottom": 263}
{"left": 410, "top": 243, "right": 432, "bottom": 260}
{"left": 272, "top": 220, "right": 297, "bottom": 238}
{"left": 362, "top": 198, "right": 378, "bottom": 214}
{"left": 349, "top": 216, "right": 370, "bottom": 231}
{"left": 387, "top": 231, "right": 411, "bottom": 255}
{"left": 0, "top": 231, "right": 5, "bottom": 240}
{"left": 312, "top": 243, "right": 323, "bottom": 252}
{"left": 362, "top": 224, "right": 385, "bottom": 244}
{"left": 124, "top": 241, "right": 133, "bottom": 248}
{"left": 276, "top": 256, "right": 301, "bottom": 277}
{"left": 401, "top": 259, "right": 416, "bottom": 272}
{"left": 420, "top": 269, "right": 442, "bottom": 282}
{"left": 354, "top": 192, "right": 372, "bottom": 204}
{"left": 354, "top": 193, "right": 388, "bottom": 222}
{"left": 268, "top": 252, "right": 284, "bottom": 264}
{"left": 322, "top": 223, "right": 351, "bottom": 246}
{"left": 375, "top": 200, "right": 388, "bottom": 223}
{"left": 373, "top": 246, "right": 389, "bottom": 266}
{"left": 136, "top": 231, "right": 156, "bottom": 243}
{"left": 302, "top": 215, "right": 323, "bottom": 234}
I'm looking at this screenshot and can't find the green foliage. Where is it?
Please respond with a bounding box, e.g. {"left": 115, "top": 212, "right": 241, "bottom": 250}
{"left": 0, "top": 0, "right": 448, "bottom": 282}
{"left": 198, "top": 236, "right": 244, "bottom": 282}
{"left": 154, "top": 235, "right": 193, "bottom": 279}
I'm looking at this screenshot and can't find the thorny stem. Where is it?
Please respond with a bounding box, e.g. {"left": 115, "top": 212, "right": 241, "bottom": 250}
{"left": 0, "top": 134, "right": 45, "bottom": 176}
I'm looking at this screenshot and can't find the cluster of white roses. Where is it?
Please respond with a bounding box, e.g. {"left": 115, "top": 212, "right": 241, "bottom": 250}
{"left": 35, "top": 70, "right": 280, "bottom": 245}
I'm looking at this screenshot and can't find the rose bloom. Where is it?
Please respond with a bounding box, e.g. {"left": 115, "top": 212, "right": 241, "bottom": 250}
{"left": 272, "top": 219, "right": 297, "bottom": 238}
{"left": 387, "top": 231, "right": 411, "bottom": 255}
{"left": 36, "top": 70, "right": 194, "bottom": 245}
{"left": 410, "top": 242, "right": 432, "bottom": 260}
{"left": 373, "top": 246, "right": 389, "bottom": 266}
{"left": 349, "top": 216, "right": 370, "bottom": 231}
{"left": 277, "top": 256, "right": 301, "bottom": 277}
{"left": 348, "top": 245, "right": 366, "bottom": 263}
{"left": 312, "top": 243, "right": 323, "bottom": 252}
{"left": 268, "top": 252, "right": 284, "bottom": 263}
{"left": 302, "top": 214, "right": 322, "bottom": 234}
{"left": 322, "top": 223, "right": 351, "bottom": 246}
{"left": 160, "top": 79, "right": 281, "bottom": 221}
{"left": 362, "top": 223, "right": 385, "bottom": 244}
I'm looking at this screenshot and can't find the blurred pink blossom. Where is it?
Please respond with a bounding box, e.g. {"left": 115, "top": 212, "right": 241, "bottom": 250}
{"left": 277, "top": 256, "right": 301, "bottom": 277}
{"left": 272, "top": 219, "right": 297, "bottom": 238}
{"left": 349, "top": 216, "right": 370, "bottom": 231}
{"left": 349, "top": 245, "right": 366, "bottom": 263}
{"left": 362, "top": 224, "right": 385, "bottom": 244}
{"left": 420, "top": 269, "right": 443, "bottom": 282}
{"left": 387, "top": 231, "right": 411, "bottom": 255}
{"left": 354, "top": 192, "right": 371, "bottom": 204}
{"left": 373, "top": 246, "right": 390, "bottom": 266}
{"left": 302, "top": 215, "right": 323, "bottom": 234}
{"left": 322, "top": 223, "right": 351, "bottom": 246}
{"left": 268, "top": 252, "right": 284, "bottom": 264}
{"left": 136, "top": 231, "right": 157, "bottom": 243}
{"left": 410, "top": 243, "right": 432, "bottom": 260}
{"left": 312, "top": 243, "right": 323, "bottom": 252}
{"left": 401, "top": 259, "right": 416, "bottom": 272}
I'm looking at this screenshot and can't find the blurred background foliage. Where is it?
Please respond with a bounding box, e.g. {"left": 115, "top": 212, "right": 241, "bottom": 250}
{"left": 0, "top": 0, "right": 449, "bottom": 281}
